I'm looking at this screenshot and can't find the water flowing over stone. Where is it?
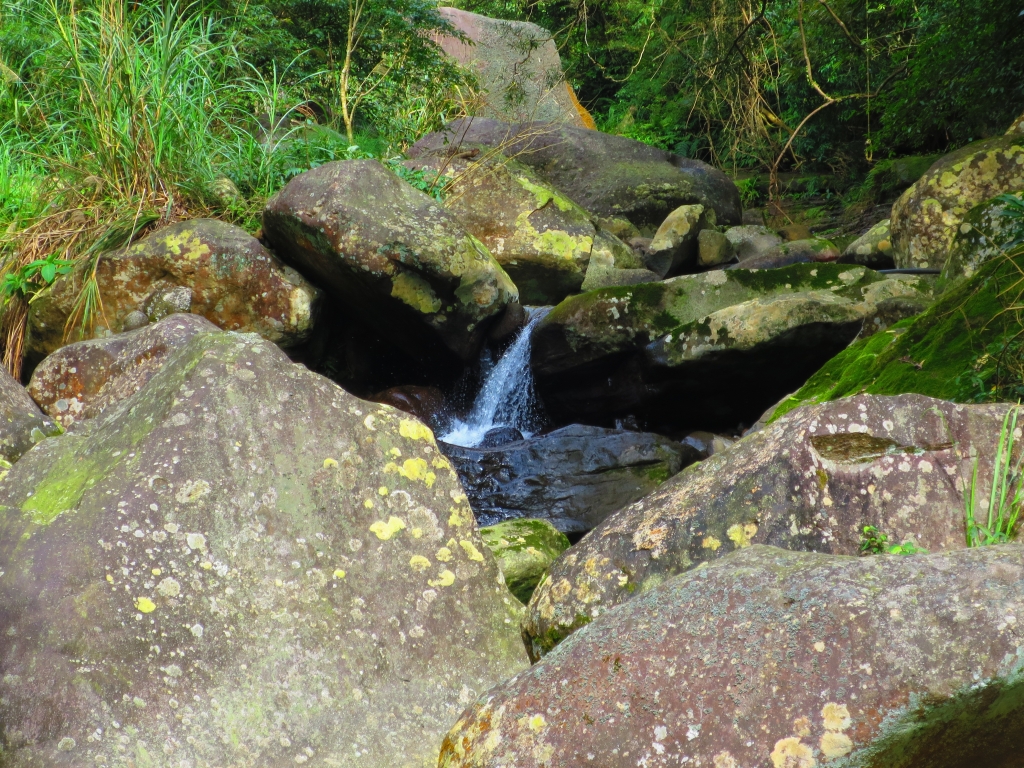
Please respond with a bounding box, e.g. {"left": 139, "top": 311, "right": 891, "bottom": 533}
{"left": 442, "top": 308, "right": 549, "bottom": 447}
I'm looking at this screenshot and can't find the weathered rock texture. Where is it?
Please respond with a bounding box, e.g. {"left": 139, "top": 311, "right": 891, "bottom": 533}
{"left": 730, "top": 237, "right": 840, "bottom": 270}
{"left": 263, "top": 160, "right": 517, "bottom": 365}
{"left": 723, "top": 224, "right": 783, "bottom": 262}
{"left": 840, "top": 218, "right": 895, "bottom": 269}
{"left": 409, "top": 118, "right": 742, "bottom": 229}
{"left": 646, "top": 203, "right": 715, "bottom": 275}
{"left": 891, "top": 135, "right": 1024, "bottom": 268}
{"left": 28, "top": 313, "right": 219, "bottom": 429}
{"left": 532, "top": 264, "right": 931, "bottom": 432}
{"left": 435, "top": 8, "right": 587, "bottom": 128}
{"left": 943, "top": 193, "right": 1024, "bottom": 280}
{"left": 0, "top": 366, "right": 60, "bottom": 466}
{"left": 479, "top": 518, "right": 569, "bottom": 604}
{"left": 28, "top": 218, "right": 318, "bottom": 359}
{"left": 440, "top": 425, "right": 696, "bottom": 533}
{"left": 1008, "top": 110, "right": 1024, "bottom": 136}
{"left": 523, "top": 393, "right": 1014, "bottom": 657}
{"left": 442, "top": 544, "right": 1024, "bottom": 768}
{"left": 0, "top": 331, "right": 528, "bottom": 767}
{"left": 406, "top": 151, "right": 641, "bottom": 304}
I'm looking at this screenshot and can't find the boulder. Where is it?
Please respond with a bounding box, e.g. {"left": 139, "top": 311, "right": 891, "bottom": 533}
{"left": 531, "top": 264, "right": 932, "bottom": 432}
{"left": 27, "top": 219, "right": 319, "bottom": 359}
{"left": 28, "top": 313, "right": 219, "bottom": 429}
{"left": 408, "top": 118, "right": 742, "bottom": 229}
{"left": 942, "top": 193, "right": 1024, "bottom": 280}
{"left": 730, "top": 237, "right": 840, "bottom": 270}
{"left": 434, "top": 8, "right": 588, "bottom": 128}
{"left": 891, "top": 135, "right": 1024, "bottom": 268}
{"left": 442, "top": 544, "right": 1024, "bottom": 768}
{"left": 405, "top": 151, "right": 642, "bottom": 304}
{"left": 723, "top": 224, "right": 782, "bottom": 262}
{"left": 263, "top": 160, "right": 518, "bottom": 364}
{"left": 646, "top": 204, "right": 715, "bottom": 275}
{"left": 840, "top": 218, "right": 896, "bottom": 269}
{"left": 697, "top": 228, "right": 734, "bottom": 267}
{"left": 0, "top": 331, "right": 529, "bottom": 766}
{"left": 439, "top": 425, "right": 697, "bottom": 532}
{"left": 523, "top": 393, "right": 1012, "bottom": 657}
{"left": 369, "top": 384, "right": 448, "bottom": 430}
{"left": 1008, "top": 110, "right": 1024, "bottom": 136}
{"left": 0, "top": 366, "right": 60, "bottom": 466}
{"left": 479, "top": 518, "right": 569, "bottom": 603}
{"left": 778, "top": 223, "right": 812, "bottom": 241}
{"left": 579, "top": 265, "right": 660, "bottom": 291}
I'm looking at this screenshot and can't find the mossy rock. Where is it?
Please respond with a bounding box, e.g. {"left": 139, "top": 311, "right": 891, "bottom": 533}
{"left": 480, "top": 518, "right": 570, "bottom": 603}
{"left": 943, "top": 192, "right": 1024, "bottom": 280}
{"left": 770, "top": 248, "right": 1024, "bottom": 421}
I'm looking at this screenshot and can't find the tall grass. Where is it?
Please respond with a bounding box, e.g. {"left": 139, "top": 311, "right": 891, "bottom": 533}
{"left": 964, "top": 406, "right": 1024, "bottom": 547}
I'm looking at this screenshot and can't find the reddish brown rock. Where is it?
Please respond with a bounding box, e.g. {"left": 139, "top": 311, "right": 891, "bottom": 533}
{"left": 28, "top": 313, "right": 218, "bottom": 429}
{"left": 441, "top": 544, "right": 1024, "bottom": 768}
{"left": 27, "top": 219, "right": 319, "bottom": 358}
{"left": 524, "top": 394, "right": 1016, "bottom": 658}
{"left": 370, "top": 384, "right": 447, "bottom": 428}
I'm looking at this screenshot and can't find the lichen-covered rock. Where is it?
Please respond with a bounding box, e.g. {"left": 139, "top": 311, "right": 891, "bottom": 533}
{"left": 440, "top": 425, "right": 697, "bottom": 533}
{"left": 531, "top": 264, "right": 931, "bottom": 431}
{"left": 479, "top": 518, "right": 569, "bottom": 603}
{"left": 434, "top": 8, "right": 588, "bottom": 127}
{"left": 263, "top": 160, "right": 517, "bottom": 364}
{"left": 840, "top": 218, "right": 896, "bottom": 269}
{"left": 723, "top": 224, "right": 783, "bottom": 262}
{"left": 0, "top": 331, "right": 528, "bottom": 767}
{"left": 522, "top": 393, "right": 1012, "bottom": 658}
{"left": 891, "top": 135, "right": 1024, "bottom": 268}
{"left": 697, "top": 228, "right": 734, "bottom": 266}
{"left": 579, "top": 265, "right": 660, "bottom": 291}
{"left": 409, "top": 118, "right": 742, "bottom": 229}
{"left": 1008, "top": 110, "right": 1024, "bottom": 136}
{"left": 442, "top": 544, "right": 1024, "bottom": 768}
{"left": 771, "top": 249, "right": 1020, "bottom": 420}
{"left": 28, "top": 313, "right": 218, "bottom": 429}
{"left": 730, "top": 237, "right": 840, "bottom": 270}
{"left": 405, "top": 151, "right": 641, "bottom": 304}
{"left": 0, "top": 366, "right": 60, "bottom": 466}
{"left": 943, "top": 192, "right": 1024, "bottom": 280}
{"left": 28, "top": 219, "right": 319, "bottom": 359}
{"left": 647, "top": 204, "right": 715, "bottom": 275}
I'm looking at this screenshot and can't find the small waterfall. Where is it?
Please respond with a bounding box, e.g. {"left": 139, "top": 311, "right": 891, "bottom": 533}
{"left": 440, "top": 307, "right": 550, "bottom": 447}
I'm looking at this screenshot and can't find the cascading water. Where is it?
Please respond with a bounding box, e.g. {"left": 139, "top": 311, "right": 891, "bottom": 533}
{"left": 440, "top": 307, "right": 550, "bottom": 447}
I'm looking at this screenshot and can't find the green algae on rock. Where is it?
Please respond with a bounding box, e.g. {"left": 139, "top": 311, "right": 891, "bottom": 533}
{"left": 0, "top": 331, "right": 528, "bottom": 767}
{"left": 522, "top": 394, "right": 1015, "bottom": 659}
{"left": 442, "top": 544, "right": 1024, "bottom": 768}
{"left": 263, "top": 159, "right": 518, "bottom": 365}
{"left": 28, "top": 218, "right": 320, "bottom": 360}
{"left": 480, "top": 518, "right": 570, "bottom": 603}
{"left": 942, "top": 192, "right": 1024, "bottom": 280}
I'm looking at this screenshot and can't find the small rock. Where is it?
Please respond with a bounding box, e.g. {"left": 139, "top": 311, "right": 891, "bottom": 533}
{"left": 647, "top": 204, "right": 715, "bottom": 275}
{"left": 479, "top": 518, "right": 570, "bottom": 603}
{"left": 741, "top": 207, "right": 765, "bottom": 224}
{"left": 144, "top": 285, "right": 192, "bottom": 322}
{"left": 478, "top": 426, "right": 525, "bottom": 448}
{"left": 697, "top": 228, "right": 734, "bottom": 266}
{"left": 724, "top": 224, "right": 783, "bottom": 262}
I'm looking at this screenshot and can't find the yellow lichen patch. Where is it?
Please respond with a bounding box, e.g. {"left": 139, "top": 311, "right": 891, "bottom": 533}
{"left": 363, "top": 499, "right": 374, "bottom": 509}
{"left": 333, "top": 569, "right": 346, "bottom": 579}
{"left": 391, "top": 272, "right": 442, "bottom": 314}
{"left": 151, "top": 568, "right": 161, "bottom": 576}
{"left": 551, "top": 578, "right": 572, "bottom": 601}
{"left": 702, "top": 535, "right": 722, "bottom": 551}
{"left": 399, "top": 419, "right": 434, "bottom": 442}
{"left": 459, "top": 540, "right": 485, "bottom": 562}
{"left": 411, "top": 527, "right": 424, "bottom": 538}
{"left": 770, "top": 737, "right": 816, "bottom": 768}
{"left": 378, "top": 486, "right": 389, "bottom": 496}
{"left": 370, "top": 516, "right": 407, "bottom": 540}
{"left": 135, "top": 597, "right": 157, "bottom": 614}
{"left": 814, "top": 641, "right": 826, "bottom": 652}
{"left": 432, "top": 456, "right": 452, "bottom": 470}
{"left": 384, "top": 458, "right": 437, "bottom": 488}
{"left": 436, "top": 547, "right": 454, "bottom": 562}
{"left": 106, "top": 574, "right": 114, "bottom": 583}
{"left": 727, "top": 522, "right": 758, "bottom": 548}
{"left": 159, "top": 230, "right": 211, "bottom": 261}
{"left": 448, "top": 506, "right": 471, "bottom": 527}
{"left": 528, "top": 714, "right": 547, "bottom": 732}
{"left": 428, "top": 569, "right": 456, "bottom": 588}
{"left": 364, "top": 415, "right": 377, "bottom": 431}
{"left": 323, "top": 458, "right": 338, "bottom": 469}
{"left": 820, "top": 732, "right": 853, "bottom": 760}
{"left": 409, "top": 555, "right": 431, "bottom": 572}
{"left": 793, "top": 717, "right": 812, "bottom": 737}
{"left": 714, "top": 753, "right": 739, "bottom": 768}
{"left": 388, "top": 447, "right": 402, "bottom": 458}
{"left": 821, "top": 702, "right": 851, "bottom": 731}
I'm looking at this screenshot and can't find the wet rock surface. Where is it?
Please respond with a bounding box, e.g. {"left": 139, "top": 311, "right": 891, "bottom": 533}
{"left": 28, "top": 218, "right": 319, "bottom": 359}
{"left": 523, "top": 394, "right": 1014, "bottom": 657}
{"left": 28, "top": 313, "right": 219, "bottom": 429}
{"left": 0, "top": 331, "right": 528, "bottom": 767}
{"left": 442, "top": 544, "right": 1024, "bottom": 768}
{"left": 409, "top": 118, "right": 742, "bottom": 229}
{"left": 0, "top": 365, "right": 60, "bottom": 466}
{"left": 263, "top": 159, "right": 518, "bottom": 365}
{"left": 439, "top": 425, "right": 698, "bottom": 533}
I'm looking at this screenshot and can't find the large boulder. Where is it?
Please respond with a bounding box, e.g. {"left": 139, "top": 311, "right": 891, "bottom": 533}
{"left": 531, "top": 264, "right": 932, "bottom": 432}
{"left": 408, "top": 118, "right": 742, "bottom": 229}
{"left": 406, "top": 151, "right": 642, "bottom": 304}
{"left": 263, "top": 160, "right": 517, "bottom": 365}
{"left": 0, "top": 366, "right": 60, "bottom": 466}
{"left": 523, "top": 393, "right": 1013, "bottom": 657}
{"left": 439, "top": 425, "right": 696, "bottom": 533}
{"left": 434, "top": 8, "right": 588, "bottom": 128}
{"left": 729, "top": 237, "right": 840, "bottom": 270}
{"left": 840, "top": 218, "right": 896, "bottom": 269}
{"left": 0, "top": 331, "right": 528, "bottom": 766}
{"left": 28, "top": 313, "right": 219, "bottom": 429}
{"left": 645, "top": 203, "right": 716, "bottom": 276}
{"left": 942, "top": 192, "right": 1024, "bottom": 280}
{"left": 442, "top": 544, "right": 1024, "bottom": 768}
{"left": 723, "top": 224, "right": 782, "bottom": 262}
{"left": 890, "top": 135, "right": 1024, "bottom": 268}
{"left": 479, "top": 518, "right": 569, "bottom": 604}
{"left": 27, "top": 218, "right": 319, "bottom": 359}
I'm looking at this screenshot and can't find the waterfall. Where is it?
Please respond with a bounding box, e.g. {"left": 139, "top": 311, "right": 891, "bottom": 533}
{"left": 440, "top": 307, "right": 550, "bottom": 447}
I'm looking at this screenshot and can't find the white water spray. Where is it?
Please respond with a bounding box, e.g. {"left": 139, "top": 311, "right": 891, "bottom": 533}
{"left": 440, "top": 307, "right": 549, "bottom": 447}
